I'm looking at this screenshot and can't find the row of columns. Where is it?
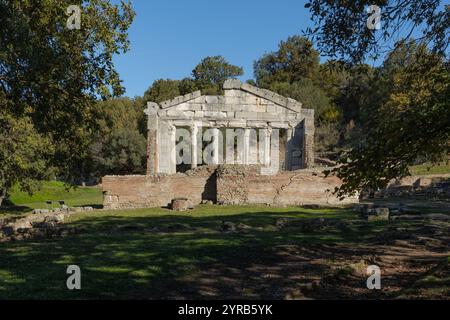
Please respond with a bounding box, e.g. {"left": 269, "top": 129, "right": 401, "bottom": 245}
{"left": 165, "top": 124, "right": 280, "bottom": 169}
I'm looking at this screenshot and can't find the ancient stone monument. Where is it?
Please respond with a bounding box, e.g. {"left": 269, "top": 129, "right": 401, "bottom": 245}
{"left": 145, "top": 79, "right": 314, "bottom": 174}
{"left": 102, "top": 80, "right": 358, "bottom": 209}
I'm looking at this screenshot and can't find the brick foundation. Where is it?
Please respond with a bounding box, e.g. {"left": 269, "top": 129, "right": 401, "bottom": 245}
{"left": 215, "top": 166, "right": 357, "bottom": 206}
{"left": 102, "top": 165, "right": 358, "bottom": 209}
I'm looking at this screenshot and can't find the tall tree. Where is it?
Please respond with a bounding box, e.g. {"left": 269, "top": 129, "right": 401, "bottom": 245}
{"left": 304, "top": 0, "right": 449, "bottom": 63}
{"left": 192, "top": 56, "right": 243, "bottom": 94}
{"left": 144, "top": 57, "right": 242, "bottom": 102}
{"left": 143, "top": 79, "right": 182, "bottom": 103}
{"left": 254, "top": 36, "right": 320, "bottom": 87}
{"left": 305, "top": 1, "right": 450, "bottom": 196}
{"left": 87, "top": 97, "right": 147, "bottom": 177}
{"left": 253, "top": 36, "right": 342, "bottom": 152}
{"left": 327, "top": 43, "right": 450, "bottom": 197}
{"left": 0, "top": 114, "right": 53, "bottom": 206}
{"left": 0, "top": 1, "right": 135, "bottom": 200}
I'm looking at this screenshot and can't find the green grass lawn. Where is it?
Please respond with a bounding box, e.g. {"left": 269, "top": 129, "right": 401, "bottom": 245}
{"left": 1, "top": 179, "right": 449, "bottom": 299}
{"left": 0, "top": 205, "right": 364, "bottom": 299}
{"left": 409, "top": 162, "right": 450, "bottom": 175}
{"left": 6, "top": 181, "right": 103, "bottom": 212}
{"left": 1, "top": 203, "right": 448, "bottom": 299}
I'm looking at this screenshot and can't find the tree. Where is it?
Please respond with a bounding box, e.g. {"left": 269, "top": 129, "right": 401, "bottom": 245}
{"left": 86, "top": 97, "right": 147, "bottom": 179}
{"left": 91, "top": 127, "right": 146, "bottom": 175}
{"left": 267, "top": 79, "right": 335, "bottom": 123}
{"left": 0, "top": 1, "right": 134, "bottom": 200}
{"left": 143, "top": 79, "right": 182, "bottom": 103}
{"left": 305, "top": 1, "right": 450, "bottom": 195}
{"left": 254, "top": 36, "right": 320, "bottom": 87}
{"left": 304, "top": 0, "right": 449, "bottom": 63}
{"left": 0, "top": 114, "right": 53, "bottom": 206}
{"left": 327, "top": 43, "right": 450, "bottom": 197}
{"left": 143, "top": 57, "right": 242, "bottom": 102}
{"left": 192, "top": 56, "right": 243, "bottom": 94}
{"left": 253, "top": 36, "right": 342, "bottom": 152}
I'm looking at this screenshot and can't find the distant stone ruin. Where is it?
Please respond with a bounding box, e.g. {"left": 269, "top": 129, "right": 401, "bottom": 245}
{"left": 145, "top": 79, "right": 314, "bottom": 174}
{"left": 102, "top": 80, "right": 358, "bottom": 209}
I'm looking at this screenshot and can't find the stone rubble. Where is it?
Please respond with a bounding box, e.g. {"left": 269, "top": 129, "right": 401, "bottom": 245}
{"left": 0, "top": 206, "right": 94, "bottom": 242}
{"left": 274, "top": 217, "right": 349, "bottom": 231}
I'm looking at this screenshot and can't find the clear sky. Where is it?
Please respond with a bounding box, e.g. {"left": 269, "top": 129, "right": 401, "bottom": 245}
{"left": 114, "top": 0, "right": 314, "bottom": 98}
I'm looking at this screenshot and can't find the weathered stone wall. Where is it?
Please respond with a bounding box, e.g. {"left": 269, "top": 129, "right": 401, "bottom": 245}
{"left": 216, "top": 165, "right": 358, "bottom": 206}
{"left": 147, "top": 79, "right": 315, "bottom": 174}
{"left": 362, "top": 174, "right": 450, "bottom": 199}
{"left": 103, "top": 165, "right": 358, "bottom": 209}
{"left": 102, "top": 166, "right": 217, "bottom": 209}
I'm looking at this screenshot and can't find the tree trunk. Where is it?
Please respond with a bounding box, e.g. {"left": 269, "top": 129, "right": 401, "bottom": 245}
{"left": 0, "top": 188, "right": 6, "bottom": 207}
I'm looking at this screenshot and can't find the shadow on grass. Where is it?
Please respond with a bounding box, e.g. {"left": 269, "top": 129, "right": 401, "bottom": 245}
{"left": 0, "top": 205, "right": 33, "bottom": 218}
{"left": 0, "top": 208, "right": 447, "bottom": 299}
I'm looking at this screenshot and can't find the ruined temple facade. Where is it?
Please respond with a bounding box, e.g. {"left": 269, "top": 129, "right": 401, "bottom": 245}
{"left": 102, "top": 80, "right": 358, "bottom": 209}
{"left": 145, "top": 79, "right": 314, "bottom": 175}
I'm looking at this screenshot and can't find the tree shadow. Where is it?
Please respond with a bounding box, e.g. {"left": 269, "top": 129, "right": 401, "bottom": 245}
{"left": 0, "top": 209, "right": 447, "bottom": 299}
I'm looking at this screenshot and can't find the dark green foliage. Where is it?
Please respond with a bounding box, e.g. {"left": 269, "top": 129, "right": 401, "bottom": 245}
{"left": 192, "top": 56, "right": 243, "bottom": 94}
{"left": 0, "top": 0, "right": 135, "bottom": 197}
{"left": 143, "top": 56, "right": 243, "bottom": 104}
{"left": 253, "top": 36, "right": 342, "bottom": 151}
{"left": 304, "top": 0, "right": 449, "bottom": 63}
{"left": 327, "top": 43, "right": 450, "bottom": 197}
{"left": 254, "top": 36, "right": 320, "bottom": 87}
{"left": 86, "top": 97, "right": 147, "bottom": 178}
{"left": 143, "top": 79, "right": 182, "bottom": 103}
{"left": 91, "top": 127, "right": 146, "bottom": 175}
{"left": 0, "top": 114, "right": 53, "bottom": 206}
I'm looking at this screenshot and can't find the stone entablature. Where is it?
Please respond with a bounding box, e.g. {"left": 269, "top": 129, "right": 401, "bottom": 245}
{"left": 144, "top": 79, "right": 315, "bottom": 175}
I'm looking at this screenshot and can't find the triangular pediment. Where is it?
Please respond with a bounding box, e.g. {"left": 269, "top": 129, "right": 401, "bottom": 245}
{"left": 156, "top": 79, "right": 302, "bottom": 113}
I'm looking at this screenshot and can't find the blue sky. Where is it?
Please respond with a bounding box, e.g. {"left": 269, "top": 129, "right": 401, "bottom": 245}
{"left": 114, "top": 0, "right": 314, "bottom": 98}
{"left": 113, "top": 0, "right": 442, "bottom": 98}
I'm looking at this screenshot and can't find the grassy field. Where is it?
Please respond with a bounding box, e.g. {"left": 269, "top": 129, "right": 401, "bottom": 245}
{"left": 0, "top": 203, "right": 449, "bottom": 299}
{"left": 409, "top": 162, "right": 450, "bottom": 175}
{"left": 1, "top": 178, "right": 449, "bottom": 299}
{"left": 2, "top": 181, "right": 103, "bottom": 217}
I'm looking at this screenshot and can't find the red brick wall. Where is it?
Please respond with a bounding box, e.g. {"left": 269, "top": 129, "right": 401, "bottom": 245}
{"left": 102, "top": 166, "right": 358, "bottom": 209}
{"left": 102, "top": 167, "right": 216, "bottom": 209}
{"left": 216, "top": 168, "right": 358, "bottom": 206}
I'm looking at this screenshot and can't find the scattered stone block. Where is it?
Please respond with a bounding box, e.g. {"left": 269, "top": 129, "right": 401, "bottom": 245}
{"left": 367, "top": 208, "right": 390, "bottom": 221}
{"left": 44, "top": 214, "right": 65, "bottom": 223}
{"left": 171, "top": 198, "right": 190, "bottom": 211}
{"left": 236, "top": 223, "right": 252, "bottom": 231}
{"left": 221, "top": 221, "right": 236, "bottom": 232}
{"left": 275, "top": 218, "right": 289, "bottom": 228}
{"left": 12, "top": 220, "right": 32, "bottom": 231}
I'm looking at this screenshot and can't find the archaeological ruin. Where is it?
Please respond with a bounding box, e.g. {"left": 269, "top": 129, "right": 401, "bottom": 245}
{"left": 102, "top": 79, "right": 358, "bottom": 208}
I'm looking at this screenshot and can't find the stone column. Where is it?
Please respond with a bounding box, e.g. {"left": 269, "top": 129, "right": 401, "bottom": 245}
{"left": 262, "top": 127, "right": 271, "bottom": 167}
{"left": 225, "top": 128, "right": 235, "bottom": 164}
{"left": 191, "top": 123, "right": 198, "bottom": 169}
{"left": 144, "top": 102, "right": 159, "bottom": 175}
{"left": 212, "top": 128, "right": 220, "bottom": 165}
{"left": 168, "top": 123, "right": 177, "bottom": 174}
{"left": 303, "top": 111, "right": 315, "bottom": 168}
{"left": 285, "top": 127, "right": 293, "bottom": 171}
{"left": 243, "top": 128, "right": 250, "bottom": 165}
